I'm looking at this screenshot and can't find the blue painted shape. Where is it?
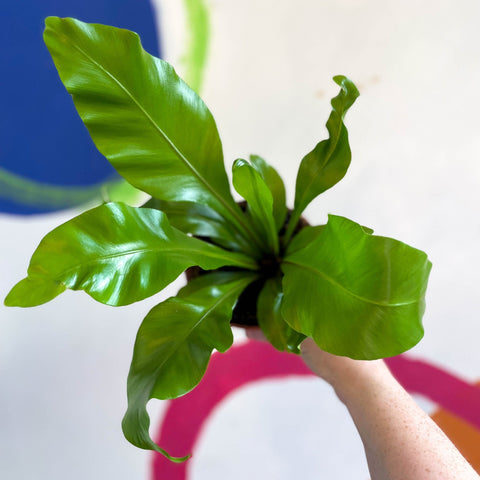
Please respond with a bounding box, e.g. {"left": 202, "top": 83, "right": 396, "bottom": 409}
{"left": 0, "top": 0, "right": 161, "bottom": 214}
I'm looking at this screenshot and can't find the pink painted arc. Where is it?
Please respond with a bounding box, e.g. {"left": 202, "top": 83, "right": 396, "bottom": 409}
{"left": 151, "top": 341, "right": 311, "bottom": 479}
{"left": 385, "top": 355, "right": 480, "bottom": 428}
{"left": 151, "top": 340, "right": 480, "bottom": 479}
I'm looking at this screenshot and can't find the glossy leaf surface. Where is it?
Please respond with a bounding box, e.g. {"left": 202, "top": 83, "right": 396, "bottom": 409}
{"left": 286, "top": 225, "right": 326, "bottom": 255}
{"left": 282, "top": 215, "right": 432, "bottom": 359}
{"left": 286, "top": 223, "right": 373, "bottom": 255}
{"left": 232, "top": 159, "right": 279, "bottom": 254}
{"left": 122, "top": 271, "right": 256, "bottom": 457}
{"left": 290, "top": 76, "right": 359, "bottom": 232}
{"left": 142, "top": 197, "right": 253, "bottom": 254}
{"left": 5, "top": 276, "right": 66, "bottom": 308}
{"left": 257, "top": 277, "right": 305, "bottom": 354}
{"left": 43, "top": 17, "right": 251, "bottom": 243}
{"left": 5, "top": 203, "right": 257, "bottom": 307}
{"left": 249, "top": 155, "right": 287, "bottom": 232}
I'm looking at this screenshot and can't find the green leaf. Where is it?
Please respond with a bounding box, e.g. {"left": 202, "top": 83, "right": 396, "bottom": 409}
{"left": 294, "top": 76, "right": 359, "bottom": 209}
{"left": 4, "top": 277, "right": 66, "bottom": 307}
{"left": 257, "top": 277, "right": 306, "bottom": 354}
{"left": 5, "top": 203, "right": 257, "bottom": 307}
{"left": 285, "top": 225, "right": 326, "bottom": 255}
{"left": 122, "top": 271, "right": 256, "bottom": 457}
{"left": 141, "top": 197, "right": 252, "bottom": 254}
{"left": 249, "top": 155, "right": 287, "bottom": 232}
{"left": 285, "top": 76, "right": 359, "bottom": 243}
{"left": 43, "top": 17, "right": 257, "bottom": 250}
{"left": 281, "top": 215, "right": 432, "bottom": 359}
{"left": 232, "top": 159, "right": 279, "bottom": 254}
{"left": 286, "top": 223, "right": 373, "bottom": 255}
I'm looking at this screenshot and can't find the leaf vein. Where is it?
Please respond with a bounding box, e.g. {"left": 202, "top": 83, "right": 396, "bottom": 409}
{"left": 34, "top": 245, "right": 254, "bottom": 281}
{"left": 284, "top": 260, "right": 420, "bottom": 308}
{"left": 62, "top": 36, "right": 260, "bottom": 248}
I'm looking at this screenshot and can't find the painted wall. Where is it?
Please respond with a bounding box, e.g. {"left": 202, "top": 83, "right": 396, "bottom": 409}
{"left": 1, "top": 0, "right": 479, "bottom": 478}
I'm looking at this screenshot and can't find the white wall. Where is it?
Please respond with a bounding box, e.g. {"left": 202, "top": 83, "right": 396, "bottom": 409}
{"left": 1, "top": 1, "right": 479, "bottom": 478}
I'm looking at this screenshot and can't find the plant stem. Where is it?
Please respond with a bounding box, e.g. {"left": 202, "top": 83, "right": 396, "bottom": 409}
{"left": 282, "top": 207, "right": 302, "bottom": 246}
{"left": 220, "top": 200, "right": 273, "bottom": 259}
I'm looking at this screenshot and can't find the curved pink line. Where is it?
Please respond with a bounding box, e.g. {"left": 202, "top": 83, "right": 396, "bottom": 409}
{"left": 152, "top": 341, "right": 480, "bottom": 479}
{"left": 151, "top": 341, "right": 311, "bottom": 479}
{"left": 385, "top": 355, "right": 480, "bottom": 428}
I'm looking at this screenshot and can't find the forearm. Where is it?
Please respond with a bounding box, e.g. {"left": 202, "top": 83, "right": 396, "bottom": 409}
{"left": 300, "top": 339, "right": 479, "bottom": 480}
{"left": 338, "top": 365, "right": 478, "bottom": 479}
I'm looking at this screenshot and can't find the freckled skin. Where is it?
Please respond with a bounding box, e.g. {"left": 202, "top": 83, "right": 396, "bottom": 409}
{"left": 248, "top": 330, "right": 479, "bottom": 479}
{"left": 301, "top": 337, "right": 480, "bottom": 480}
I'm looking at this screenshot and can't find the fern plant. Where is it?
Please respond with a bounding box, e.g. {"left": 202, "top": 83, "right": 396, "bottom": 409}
{"left": 5, "top": 17, "right": 431, "bottom": 462}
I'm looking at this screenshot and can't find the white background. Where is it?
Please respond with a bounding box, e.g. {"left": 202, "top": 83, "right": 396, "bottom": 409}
{"left": 1, "top": 0, "right": 479, "bottom": 478}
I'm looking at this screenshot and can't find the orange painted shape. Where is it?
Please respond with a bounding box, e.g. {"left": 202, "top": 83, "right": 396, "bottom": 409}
{"left": 430, "top": 381, "right": 480, "bottom": 473}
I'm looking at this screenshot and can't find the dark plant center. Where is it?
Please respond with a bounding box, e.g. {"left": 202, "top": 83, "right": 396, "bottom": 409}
{"left": 186, "top": 203, "right": 309, "bottom": 327}
{"left": 229, "top": 252, "right": 283, "bottom": 327}
{"left": 259, "top": 253, "right": 282, "bottom": 278}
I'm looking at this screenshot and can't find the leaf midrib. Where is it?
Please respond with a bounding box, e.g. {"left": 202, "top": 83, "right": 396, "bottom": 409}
{"left": 237, "top": 165, "right": 277, "bottom": 253}
{"left": 70, "top": 42, "right": 221, "bottom": 200}
{"left": 33, "top": 244, "right": 255, "bottom": 281}
{"left": 56, "top": 31, "right": 261, "bottom": 248}
{"left": 149, "top": 277, "right": 253, "bottom": 395}
{"left": 296, "top": 121, "right": 344, "bottom": 209}
{"left": 284, "top": 259, "right": 420, "bottom": 308}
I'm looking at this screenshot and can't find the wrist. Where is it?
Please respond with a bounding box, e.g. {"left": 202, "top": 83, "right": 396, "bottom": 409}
{"left": 299, "top": 338, "right": 398, "bottom": 405}
{"left": 332, "top": 359, "right": 396, "bottom": 405}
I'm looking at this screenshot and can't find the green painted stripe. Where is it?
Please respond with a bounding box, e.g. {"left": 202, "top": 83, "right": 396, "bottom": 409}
{"left": 0, "top": 167, "right": 142, "bottom": 209}
{"left": 182, "top": 0, "right": 210, "bottom": 92}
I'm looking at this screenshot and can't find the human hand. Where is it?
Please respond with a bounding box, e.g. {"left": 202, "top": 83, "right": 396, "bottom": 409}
{"left": 246, "top": 327, "right": 389, "bottom": 402}
{"left": 246, "top": 329, "right": 480, "bottom": 479}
